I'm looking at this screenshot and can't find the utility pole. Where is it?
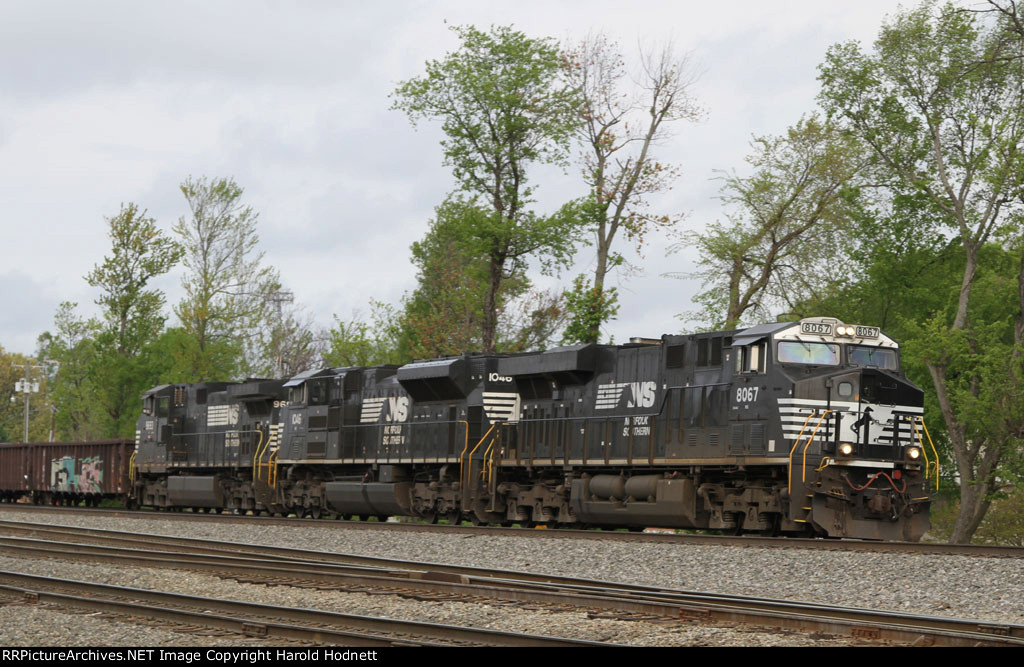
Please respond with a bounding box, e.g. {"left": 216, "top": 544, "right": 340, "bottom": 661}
{"left": 12, "top": 359, "right": 56, "bottom": 442}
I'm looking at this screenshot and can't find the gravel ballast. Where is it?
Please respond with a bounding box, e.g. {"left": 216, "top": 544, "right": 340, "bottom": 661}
{"left": 0, "top": 510, "right": 1021, "bottom": 646}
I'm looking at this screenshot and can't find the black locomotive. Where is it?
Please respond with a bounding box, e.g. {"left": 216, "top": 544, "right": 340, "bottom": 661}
{"left": 131, "top": 317, "right": 936, "bottom": 540}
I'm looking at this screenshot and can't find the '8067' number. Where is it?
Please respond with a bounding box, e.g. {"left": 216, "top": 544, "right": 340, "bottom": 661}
{"left": 735, "top": 386, "right": 759, "bottom": 403}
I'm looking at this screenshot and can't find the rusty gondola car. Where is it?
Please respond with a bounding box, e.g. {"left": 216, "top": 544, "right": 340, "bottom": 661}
{"left": 0, "top": 439, "right": 133, "bottom": 506}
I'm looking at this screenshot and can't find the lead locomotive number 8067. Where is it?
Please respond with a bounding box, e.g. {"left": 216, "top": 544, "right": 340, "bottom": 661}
{"left": 131, "top": 317, "right": 937, "bottom": 541}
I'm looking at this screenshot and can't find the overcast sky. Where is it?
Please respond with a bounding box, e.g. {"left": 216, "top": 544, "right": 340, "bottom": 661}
{"left": 0, "top": 0, "right": 916, "bottom": 357}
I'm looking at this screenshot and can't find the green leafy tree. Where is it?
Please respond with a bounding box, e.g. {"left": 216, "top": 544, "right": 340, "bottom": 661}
{"left": 35, "top": 302, "right": 105, "bottom": 441}
{"left": 562, "top": 275, "right": 618, "bottom": 345}
{"left": 399, "top": 197, "right": 572, "bottom": 357}
{"left": 681, "top": 116, "right": 867, "bottom": 329}
{"left": 0, "top": 347, "right": 57, "bottom": 442}
{"left": 392, "top": 25, "right": 584, "bottom": 352}
{"left": 563, "top": 34, "right": 701, "bottom": 342}
{"left": 324, "top": 300, "right": 406, "bottom": 367}
{"left": 84, "top": 203, "right": 181, "bottom": 436}
{"left": 819, "top": 1, "right": 1024, "bottom": 542}
{"left": 401, "top": 204, "right": 492, "bottom": 358}
{"left": 173, "top": 176, "right": 280, "bottom": 380}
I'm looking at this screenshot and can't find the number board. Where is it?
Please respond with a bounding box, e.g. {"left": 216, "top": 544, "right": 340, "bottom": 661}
{"left": 800, "top": 322, "right": 833, "bottom": 335}
{"left": 855, "top": 326, "right": 880, "bottom": 338}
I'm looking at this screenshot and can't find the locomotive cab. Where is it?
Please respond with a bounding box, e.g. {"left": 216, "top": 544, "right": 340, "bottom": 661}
{"left": 136, "top": 384, "right": 185, "bottom": 472}
{"left": 769, "top": 318, "right": 934, "bottom": 540}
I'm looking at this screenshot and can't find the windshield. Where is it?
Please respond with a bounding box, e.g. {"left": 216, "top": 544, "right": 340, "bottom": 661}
{"left": 848, "top": 345, "right": 898, "bottom": 371}
{"left": 777, "top": 341, "right": 840, "bottom": 365}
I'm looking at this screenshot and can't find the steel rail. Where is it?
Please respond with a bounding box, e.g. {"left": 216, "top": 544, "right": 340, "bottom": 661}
{"left": 1, "top": 524, "right": 1021, "bottom": 647}
{"left": 0, "top": 570, "right": 618, "bottom": 648}
{"left": 2, "top": 503, "right": 1021, "bottom": 558}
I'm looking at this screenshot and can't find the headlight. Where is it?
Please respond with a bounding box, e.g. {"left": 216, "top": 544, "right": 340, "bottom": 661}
{"left": 839, "top": 442, "right": 853, "bottom": 456}
{"left": 907, "top": 446, "right": 921, "bottom": 460}
{"left": 836, "top": 325, "right": 854, "bottom": 336}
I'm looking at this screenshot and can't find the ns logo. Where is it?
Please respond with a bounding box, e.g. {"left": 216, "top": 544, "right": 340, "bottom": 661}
{"left": 383, "top": 396, "right": 409, "bottom": 422}
{"left": 596, "top": 380, "right": 657, "bottom": 410}
{"left": 627, "top": 381, "right": 657, "bottom": 408}
{"left": 361, "top": 396, "right": 410, "bottom": 424}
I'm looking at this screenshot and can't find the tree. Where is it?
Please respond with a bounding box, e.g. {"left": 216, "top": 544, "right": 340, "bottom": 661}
{"left": 86, "top": 203, "right": 181, "bottom": 436}
{"left": 400, "top": 197, "right": 574, "bottom": 357}
{"left": 324, "top": 301, "right": 406, "bottom": 368}
{"left": 392, "top": 25, "right": 584, "bottom": 352}
{"left": 401, "top": 205, "right": 492, "bottom": 358}
{"left": 173, "top": 176, "right": 280, "bottom": 380}
{"left": 563, "top": 34, "right": 702, "bottom": 342}
{"left": 87, "top": 203, "right": 182, "bottom": 357}
{"left": 256, "top": 296, "right": 324, "bottom": 379}
{"left": 35, "top": 302, "right": 105, "bottom": 441}
{"left": 682, "top": 116, "right": 867, "bottom": 329}
{"left": 819, "top": 1, "right": 1024, "bottom": 542}
{"left": 0, "top": 347, "right": 57, "bottom": 443}
{"left": 562, "top": 275, "right": 618, "bottom": 345}
{"left": 497, "top": 288, "right": 566, "bottom": 352}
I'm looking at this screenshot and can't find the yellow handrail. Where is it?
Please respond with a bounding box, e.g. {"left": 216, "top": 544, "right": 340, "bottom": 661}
{"left": 462, "top": 423, "right": 497, "bottom": 491}
{"left": 800, "top": 411, "right": 833, "bottom": 483}
{"left": 268, "top": 449, "right": 279, "bottom": 488}
{"left": 788, "top": 412, "right": 816, "bottom": 494}
{"left": 483, "top": 423, "right": 513, "bottom": 484}
{"left": 456, "top": 420, "right": 470, "bottom": 484}
{"left": 128, "top": 449, "right": 137, "bottom": 485}
{"left": 482, "top": 433, "right": 497, "bottom": 482}
{"left": 910, "top": 416, "right": 940, "bottom": 490}
{"left": 908, "top": 418, "right": 930, "bottom": 475}
{"left": 251, "top": 428, "right": 266, "bottom": 481}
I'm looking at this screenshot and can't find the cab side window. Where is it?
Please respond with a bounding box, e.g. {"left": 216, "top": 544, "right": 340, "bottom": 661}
{"left": 736, "top": 342, "right": 766, "bottom": 374}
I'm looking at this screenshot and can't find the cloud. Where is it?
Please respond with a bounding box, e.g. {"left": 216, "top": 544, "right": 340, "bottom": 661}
{"left": 0, "top": 0, "right": 917, "bottom": 354}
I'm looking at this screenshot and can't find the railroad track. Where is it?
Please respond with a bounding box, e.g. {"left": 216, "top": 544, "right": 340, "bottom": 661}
{"left": 0, "top": 520, "right": 1020, "bottom": 647}
{"left": 0, "top": 570, "right": 612, "bottom": 647}
{"left": 1, "top": 503, "right": 1021, "bottom": 558}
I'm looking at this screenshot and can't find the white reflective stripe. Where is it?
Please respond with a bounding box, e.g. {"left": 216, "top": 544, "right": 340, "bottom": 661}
{"left": 360, "top": 397, "right": 386, "bottom": 423}
{"left": 483, "top": 392, "right": 521, "bottom": 421}
{"left": 595, "top": 383, "right": 628, "bottom": 409}
{"left": 207, "top": 404, "right": 240, "bottom": 426}
{"left": 830, "top": 460, "right": 896, "bottom": 469}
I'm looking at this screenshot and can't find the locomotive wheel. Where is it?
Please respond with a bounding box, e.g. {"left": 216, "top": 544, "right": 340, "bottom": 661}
{"left": 445, "top": 510, "right": 461, "bottom": 525}
{"left": 757, "top": 513, "right": 781, "bottom": 537}
{"left": 308, "top": 507, "right": 322, "bottom": 520}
